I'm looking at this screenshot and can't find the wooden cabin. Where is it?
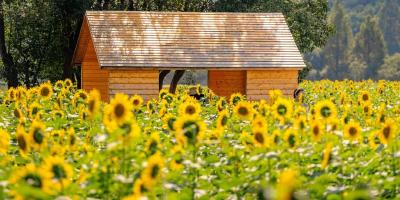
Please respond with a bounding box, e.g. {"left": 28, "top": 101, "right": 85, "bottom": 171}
{"left": 71, "top": 11, "right": 305, "bottom": 102}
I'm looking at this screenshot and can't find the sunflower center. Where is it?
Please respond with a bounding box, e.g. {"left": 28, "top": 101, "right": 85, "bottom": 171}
{"left": 254, "top": 132, "right": 264, "bottom": 144}
{"left": 288, "top": 134, "right": 296, "bottom": 147}
{"left": 185, "top": 105, "right": 196, "bottom": 115}
{"left": 33, "top": 128, "right": 44, "bottom": 144}
{"left": 232, "top": 97, "right": 241, "bottom": 105}
{"left": 182, "top": 121, "right": 200, "bottom": 144}
{"left": 364, "top": 106, "right": 369, "bottom": 113}
{"left": 32, "top": 107, "right": 39, "bottom": 116}
{"left": 362, "top": 94, "right": 369, "bottom": 101}
{"left": 17, "top": 135, "right": 27, "bottom": 151}
{"left": 52, "top": 164, "right": 67, "bottom": 180}
{"left": 320, "top": 106, "right": 331, "bottom": 118}
{"left": 133, "top": 99, "right": 140, "bottom": 106}
{"left": 238, "top": 107, "right": 249, "bottom": 116}
{"left": 277, "top": 104, "right": 287, "bottom": 116}
{"left": 24, "top": 174, "right": 42, "bottom": 188}
{"left": 89, "top": 100, "right": 96, "bottom": 113}
{"left": 151, "top": 165, "right": 160, "bottom": 178}
{"left": 114, "top": 103, "right": 125, "bottom": 118}
{"left": 274, "top": 135, "right": 280, "bottom": 144}
{"left": 221, "top": 116, "right": 228, "bottom": 126}
{"left": 14, "top": 109, "right": 21, "bottom": 119}
{"left": 313, "top": 126, "right": 320, "bottom": 136}
{"left": 168, "top": 118, "right": 176, "bottom": 130}
{"left": 349, "top": 127, "right": 357, "bottom": 136}
{"left": 383, "top": 126, "right": 391, "bottom": 139}
{"left": 69, "top": 135, "right": 76, "bottom": 146}
{"left": 79, "top": 93, "right": 87, "bottom": 100}
{"left": 149, "top": 140, "right": 158, "bottom": 154}
{"left": 40, "top": 87, "right": 50, "bottom": 97}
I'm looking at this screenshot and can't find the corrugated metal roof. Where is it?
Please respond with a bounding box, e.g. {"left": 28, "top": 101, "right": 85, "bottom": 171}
{"left": 73, "top": 11, "right": 305, "bottom": 69}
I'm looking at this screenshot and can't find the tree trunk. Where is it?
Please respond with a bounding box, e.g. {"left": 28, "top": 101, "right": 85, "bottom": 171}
{"left": 159, "top": 70, "right": 170, "bottom": 90}
{"left": 0, "top": 0, "right": 18, "bottom": 88}
{"left": 169, "top": 70, "right": 185, "bottom": 94}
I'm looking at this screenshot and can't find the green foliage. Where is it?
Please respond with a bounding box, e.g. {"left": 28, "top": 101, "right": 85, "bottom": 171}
{"left": 352, "top": 16, "right": 386, "bottom": 79}
{"left": 379, "top": 0, "right": 400, "bottom": 55}
{"left": 378, "top": 53, "right": 400, "bottom": 80}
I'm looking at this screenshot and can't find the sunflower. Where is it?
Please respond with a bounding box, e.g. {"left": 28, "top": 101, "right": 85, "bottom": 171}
{"left": 7, "top": 87, "right": 16, "bottom": 101}
{"left": 362, "top": 102, "right": 372, "bottom": 116}
{"left": 378, "top": 120, "right": 396, "bottom": 145}
{"left": 327, "top": 118, "right": 339, "bottom": 132}
{"left": 272, "top": 98, "right": 293, "bottom": 122}
{"left": 120, "top": 121, "right": 141, "bottom": 143}
{"left": 229, "top": 93, "right": 244, "bottom": 106}
{"left": 268, "top": 89, "right": 283, "bottom": 104}
{"left": 162, "top": 113, "right": 177, "bottom": 131}
{"left": 15, "top": 86, "right": 26, "bottom": 102}
{"left": 88, "top": 89, "right": 101, "bottom": 118}
{"left": 159, "top": 89, "right": 170, "bottom": 100}
{"left": 67, "top": 127, "right": 77, "bottom": 150}
{"left": 170, "top": 145, "right": 184, "bottom": 171}
{"left": 52, "top": 110, "right": 65, "bottom": 119}
{"left": 29, "top": 120, "right": 47, "bottom": 150}
{"left": 358, "top": 90, "right": 371, "bottom": 103}
{"left": 178, "top": 100, "right": 201, "bottom": 117}
{"left": 13, "top": 107, "right": 24, "bottom": 121}
{"left": 251, "top": 114, "right": 267, "bottom": 130}
{"left": 38, "top": 82, "right": 53, "bottom": 100}
{"left": 16, "top": 126, "right": 30, "bottom": 156}
{"left": 42, "top": 156, "right": 73, "bottom": 190}
{"left": 54, "top": 80, "right": 64, "bottom": 90}
{"left": 216, "top": 98, "right": 228, "bottom": 111}
{"left": 321, "top": 143, "right": 333, "bottom": 169}
{"left": 72, "top": 90, "right": 89, "bottom": 108}
{"left": 310, "top": 121, "right": 324, "bottom": 142}
{"left": 130, "top": 95, "right": 144, "bottom": 110}
{"left": 344, "top": 121, "right": 362, "bottom": 141}
{"left": 132, "top": 178, "right": 147, "bottom": 197}
{"left": 0, "top": 129, "right": 10, "bottom": 154}
{"left": 294, "top": 116, "right": 307, "bottom": 131}
{"left": 284, "top": 129, "right": 298, "bottom": 148}
{"left": 368, "top": 131, "right": 380, "bottom": 149}
{"left": 174, "top": 115, "right": 206, "bottom": 146}
{"left": 271, "top": 130, "right": 281, "bottom": 146}
{"left": 141, "top": 152, "right": 164, "bottom": 190}
{"left": 9, "top": 164, "right": 51, "bottom": 195}
{"left": 216, "top": 110, "right": 229, "bottom": 129}
{"left": 146, "top": 100, "right": 157, "bottom": 114}
{"left": 252, "top": 128, "right": 269, "bottom": 148}
{"left": 108, "top": 93, "right": 133, "bottom": 125}
{"left": 234, "top": 101, "right": 254, "bottom": 121}
{"left": 277, "top": 168, "right": 298, "bottom": 200}
{"left": 314, "top": 100, "right": 337, "bottom": 121}
{"left": 145, "top": 132, "right": 161, "bottom": 155}
{"left": 64, "top": 79, "right": 73, "bottom": 89}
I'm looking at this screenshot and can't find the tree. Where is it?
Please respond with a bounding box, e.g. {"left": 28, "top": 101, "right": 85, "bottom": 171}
{"left": 0, "top": 0, "right": 18, "bottom": 88}
{"left": 322, "top": 1, "right": 353, "bottom": 80}
{"left": 379, "top": 0, "right": 400, "bottom": 55}
{"left": 352, "top": 16, "right": 386, "bottom": 79}
{"left": 348, "top": 58, "right": 367, "bottom": 81}
{"left": 378, "top": 53, "right": 400, "bottom": 80}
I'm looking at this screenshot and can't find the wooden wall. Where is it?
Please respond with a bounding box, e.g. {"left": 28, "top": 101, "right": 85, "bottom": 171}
{"left": 81, "top": 38, "right": 109, "bottom": 101}
{"left": 108, "top": 70, "right": 159, "bottom": 101}
{"left": 246, "top": 70, "right": 298, "bottom": 101}
{"left": 208, "top": 70, "right": 246, "bottom": 98}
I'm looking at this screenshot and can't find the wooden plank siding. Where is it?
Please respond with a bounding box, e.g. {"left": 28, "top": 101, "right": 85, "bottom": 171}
{"left": 246, "top": 70, "right": 299, "bottom": 101}
{"left": 108, "top": 70, "right": 159, "bottom": 101}
{"left": 208, "top": 70, "right": 246, "bottom": 98}
{"left": 81, "top": 38, "right": 109, "bottom": 101}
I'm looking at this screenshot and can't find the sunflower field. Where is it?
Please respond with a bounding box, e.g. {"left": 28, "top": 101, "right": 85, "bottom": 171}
{"left": 0, "top": 79, "right": 399, "bottom": 200}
